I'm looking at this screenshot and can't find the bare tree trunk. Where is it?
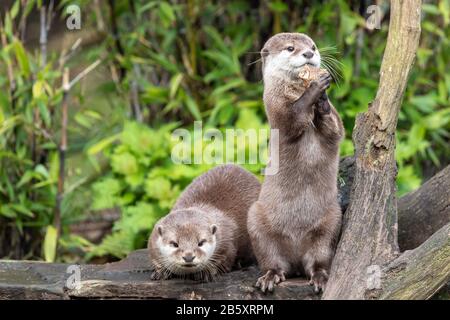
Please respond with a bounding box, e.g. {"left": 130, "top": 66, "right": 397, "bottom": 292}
{"left": 323, "top": 0, "right": 422, "bottom": 299}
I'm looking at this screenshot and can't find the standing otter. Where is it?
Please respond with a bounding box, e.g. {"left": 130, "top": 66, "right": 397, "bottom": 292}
{"left": 248, "top": 33, "right": 344, "bottom": 293}
{"left": 148, "top": 164, "right": 260, "bottom": 281}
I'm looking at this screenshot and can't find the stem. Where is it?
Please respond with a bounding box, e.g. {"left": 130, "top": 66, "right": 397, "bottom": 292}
{"left": 39, "top": 6, "right": 47, "bottom": 67}
{"left": 94, "top": 0, "right": 106, "bottom": 32}
{"left": 54, "top": 68, "right": 70, "bottom": 235}
{"left": 131, "top": 64, "right": 143, "bottom": 122}
{"left": 18, "top": 0, "right": 28, "bottom": 42}
{"left": 69, "top": 59, "right": 102, "bottom": 89}
{"left": 107, "top": 0, "right": 125, "bottom": 80}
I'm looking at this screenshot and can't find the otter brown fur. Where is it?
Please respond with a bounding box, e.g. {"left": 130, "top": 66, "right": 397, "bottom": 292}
{"left": 148, "top": 164, "right": 260, "bottom": 281}
{"left": 247, "top": 33, "right": 344, "bottom": 293}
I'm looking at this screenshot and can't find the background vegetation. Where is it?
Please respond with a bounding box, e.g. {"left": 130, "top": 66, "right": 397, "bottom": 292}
{"left": 0, "top": 0, "right": 449, "bottom": 263}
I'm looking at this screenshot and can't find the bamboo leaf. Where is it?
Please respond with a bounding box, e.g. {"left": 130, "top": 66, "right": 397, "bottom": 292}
{"left": 184, "top": 94, "right": 202, "bottom": 120}
{"left": 13, "top": 40, "right": 31, "bottom": 78}
{"left": 10, "top": 0, "right": 20, "bottom": 19}
{"left": 87, "top": 134, "right": 121, "bottom": 155}
{"left": 44, "top": 225, "right": 58, "bottom": 262}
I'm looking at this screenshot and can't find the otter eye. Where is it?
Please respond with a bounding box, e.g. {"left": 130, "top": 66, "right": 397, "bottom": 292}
{"left": 198, "top": 239, "right": 207, "bottom": 247}
{"left": 286, "top": 46, "right": 295, "bottom": 52}
{"left": 312, "top": 45, "right": 316, "bottom": 51}
{"left": 170, "top": 241, "right": 178, "bottom": 248}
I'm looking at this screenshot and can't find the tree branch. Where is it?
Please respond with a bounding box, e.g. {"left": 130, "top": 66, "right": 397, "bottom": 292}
{"left": 398, "top": 165, "right": 450, "bottom": 250}
{"left": 337, "top": 158, "right": 450, "bottom": 251}
{"left": 375, "top": 223, "right": 450, "bottom": 300}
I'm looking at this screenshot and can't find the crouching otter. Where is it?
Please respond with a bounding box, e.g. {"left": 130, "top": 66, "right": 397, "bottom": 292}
{"left": 148, "top": 164, "right": 261, "bottom": 281}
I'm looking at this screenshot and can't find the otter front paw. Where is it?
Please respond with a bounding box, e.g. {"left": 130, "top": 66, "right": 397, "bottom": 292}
{"left": 309, "top": 73, "right": 331, "bottom": 97}
{"left": 309, "top": 269, "right": 328, "bottom": 294}
{"left": 255, "top": 269, "right": 286, "bottom": 293}
{"left": 316, "top": 92, "right": 331, "bottom": 114}
{"left": 294, "top": 73, "right": 332, "bottom": 109}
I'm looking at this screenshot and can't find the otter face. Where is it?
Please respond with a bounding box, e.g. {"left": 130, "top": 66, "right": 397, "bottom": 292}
{"left": 261, "top": 33, "right": 321, "bottom": 80}
{"left": 155, "top": 223, "right": 217, "bottom": 275}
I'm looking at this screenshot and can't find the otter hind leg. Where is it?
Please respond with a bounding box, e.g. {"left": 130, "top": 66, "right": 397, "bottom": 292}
{"left": 302, "top": 209, "right": 341, "bottom": 293}
{"left": 247, "top": 202, "right": 291, "bottom": 293}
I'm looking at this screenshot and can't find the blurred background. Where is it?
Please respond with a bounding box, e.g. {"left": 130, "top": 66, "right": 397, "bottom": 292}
{"left": 0, "top": 0, "right": 449, "bottom": 264}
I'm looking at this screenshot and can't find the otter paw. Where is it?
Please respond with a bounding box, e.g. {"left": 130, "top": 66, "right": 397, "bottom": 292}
{"left": 316, "top": 96, "right": 331, "bottom": 114}
{"left": 310, "top": 73, "right": 332, "bottom": 94}
{"left": 255, "top": 269, "right": 286, "bottom": 293}
{"left": 309, "top": 269, "right": 328, "bottom": 294}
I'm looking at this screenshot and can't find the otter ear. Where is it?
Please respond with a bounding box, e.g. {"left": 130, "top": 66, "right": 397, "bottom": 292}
{"left": 210, "top": 224, "right": 217, "bottom": 235}
{"left": 158, "top": 226, "right": 163, "bottom": 236}
{"left": 261, "top": 48, "right": 269, "bottom": 58}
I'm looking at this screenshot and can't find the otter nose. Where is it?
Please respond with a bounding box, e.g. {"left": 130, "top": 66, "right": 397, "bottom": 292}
{"left": 183, "top": 255, "right": 195, "bottom": 263}
{"left": 303, "top": 51, "right": 314, "bottom": 59}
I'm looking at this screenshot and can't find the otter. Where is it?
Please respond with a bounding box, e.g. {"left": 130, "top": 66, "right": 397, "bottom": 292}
{"left": 247, "top": 33, "right": 344, "bottom": 293}
{"left": 148, "top": 164, "right": 261, "bottom": 281}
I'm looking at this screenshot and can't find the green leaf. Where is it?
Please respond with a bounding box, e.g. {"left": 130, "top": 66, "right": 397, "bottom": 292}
{"left": 37, "top": 100, "right": 51, "bottom": 127}
{"left": 0, "top": 205, "right": 17, "bottom": 218}
{"left": 11, "top": 204, "right": 34, "bottom": 218}
{"left": 145, "top": 177, "right": 172, "bottom": 200}
{"left": 268, "top": 1, "right": 288, "bottom": 13}
{"left": 439, "top": 0, "right": 450, "bottom": 26}
{"left": 111, "top": 152, "right": 139, "bottom": 175}
{"left": 4, "top": 13, "right": 13, "bottom": 36}
{"left": 169, "top": 73, "right": 183, "bottom": 99}
{"left": 159, "top": 2, "right": 176, "bottom": 27}
{"left": 43, "top": 225, "right": 58, "bottom": 262}
{"left": 87, "top": 133, "right": 120, "bottom": 155}
{"left": 91, "top": 178, "right": 123, "bottom": 210}
{"left": 35, "top": 164, "right": 49, "bottom": 178}
{"left": 10, "top": 0, "right": 20, "bottom": 19}
{"left": 184, "top": 94, "right": 202, "bottom": 120}
{"left": 13, "top": 40, "right": 31, "bottom": 78}
{"left": 32, "top": 80, "right": 45, "bottom": 98}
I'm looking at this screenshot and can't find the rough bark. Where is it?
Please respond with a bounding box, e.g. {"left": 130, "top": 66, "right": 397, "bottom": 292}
{"left": 377, "top": 223, "right": 450, "bottom": 300}
{"left": 323, "top": 0, "right": 422, "bottom": 299}
{"left": 338, "top": 158, "right": 450, "bottom": 251}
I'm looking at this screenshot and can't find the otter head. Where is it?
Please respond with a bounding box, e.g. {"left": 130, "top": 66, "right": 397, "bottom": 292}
{"left": 155, "top": 211, "right": 217, "bottom": 275}
{"left": 261, "top": 33, "right": 321, "bottom": 81}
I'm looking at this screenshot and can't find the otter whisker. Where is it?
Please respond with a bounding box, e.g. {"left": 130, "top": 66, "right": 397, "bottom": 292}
{"left": 321, "top": 59, "right": 343, "bottom": 85}
{"left": 321, "top": 55, "right": 344, "bottom": 67}
{"left": 248, "top": 58, "right": 262, "bottom": 66}
{"left": 321, "top": 61, "right": 339, "bottom": 80}
{"left": 318, "top": 45, "right": 339, "bottom": 55}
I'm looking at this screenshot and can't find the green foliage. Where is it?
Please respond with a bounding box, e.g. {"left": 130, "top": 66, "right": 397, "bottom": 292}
{"left": 0, "top": 2, "right": 62, "bottom": 258}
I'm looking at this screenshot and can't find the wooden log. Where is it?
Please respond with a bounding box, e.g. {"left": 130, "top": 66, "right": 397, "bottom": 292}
{"left": 0, "top": 250, "right": 318, "bottom": 300}
{"left": 377, "top": 223, "right": 450, "bottom": 300}
{"left": 337, "top": 158, "right": 450, "bottom": 251}
{"left": 398, "top": 165, "right": 450, "bottom": 250}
